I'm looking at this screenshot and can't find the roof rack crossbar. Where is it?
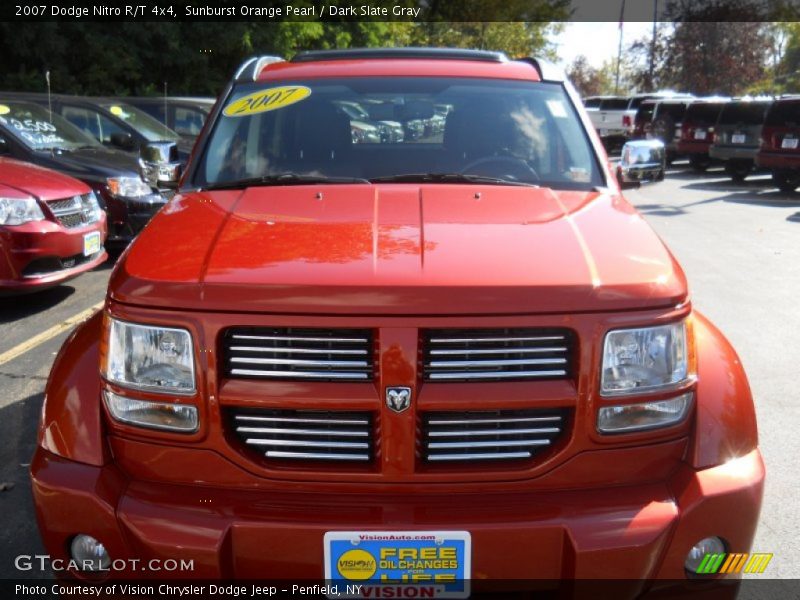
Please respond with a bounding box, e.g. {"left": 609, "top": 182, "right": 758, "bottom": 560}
{"left": 291, "top": 48, "right": 508, "bottom": 63}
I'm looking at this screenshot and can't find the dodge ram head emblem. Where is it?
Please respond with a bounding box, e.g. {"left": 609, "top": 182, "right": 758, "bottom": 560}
{"left": 385, "top": 387, "right": 411, "bottom": 413}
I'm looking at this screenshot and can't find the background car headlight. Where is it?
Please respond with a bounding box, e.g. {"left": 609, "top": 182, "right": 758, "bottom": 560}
{"left": 106, "top": 176, "right": 152, "bottom": 198}
{"left": 104, "top": 391, "right": 198, "bottom": 432}
{"left": 0, "top": 196, "right": 45, "bottom": 225}
{"left": 104, "top": 318, "right": 195, "bottom": 394}
{"left": 80, "top": 191, "right": 103, "bottom": 223}
{"left": 601, "top": 321, "right": 689, "bottom": 395}
{"left": 598, "top": 393, "right": 692, "bottom": 434}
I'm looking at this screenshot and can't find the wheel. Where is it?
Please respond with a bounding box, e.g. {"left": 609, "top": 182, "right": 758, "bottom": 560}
{"left": 725, "top": 161, "right": 751, "bottom": 183}
{"left": 772, "top": 170, "right": 800, "bottom": 193}
{"left": 689, "top": 155, "right": 711, "bottom": 172}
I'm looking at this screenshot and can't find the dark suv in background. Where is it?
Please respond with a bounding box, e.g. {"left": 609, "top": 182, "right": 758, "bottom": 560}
{"left": 634, "top": 97, "right": 694, "bottom": 163}
{"left": 675, "top": 98, "right": 729, "bottom": 172}
{"left": 123, "top": 96, "right": 215, "bottom": 143}
{"left": 710, "top": 98, "right": 773, "bottom": 182}
{"left": 0, "top": 99, "right": 167, "bottom": 244}
{"left": 756, "top": 96, "right": 800, "bottom": 192}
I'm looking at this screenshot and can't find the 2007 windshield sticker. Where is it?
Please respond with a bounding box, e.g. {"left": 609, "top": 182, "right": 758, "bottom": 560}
{"left": 223, "top": 86, "right": 311, "bottom": 117}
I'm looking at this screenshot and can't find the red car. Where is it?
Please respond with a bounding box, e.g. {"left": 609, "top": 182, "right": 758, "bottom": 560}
{"left": 0, "top": 158, "right": 106, "bottom": 293}
{"left": 756, "top": 96, "right": 800, "bottom": 192}
{"left": 675, "top": 99, "right": 729, "bottom": 172}
{"left": 32, "top": 49, "right": 763, "bottom": 596}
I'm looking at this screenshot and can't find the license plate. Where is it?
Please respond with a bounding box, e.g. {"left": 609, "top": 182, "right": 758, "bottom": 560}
{"left": 732, "top": 133, "right": 746, "bottom": 144}
{"left": 600, "top": 128, "right": 609, "bottom": 137}
{"left": 324, "top": 531, "right": 471, "bottom": 599}
{"left": 782, "top": 137, "right": 798, "bottom": 149}
{"left": 694, "top": 129, "right": 706, "bottom": 140}
{"left": 83, "top": 231, "right": 101, "bottom": 257}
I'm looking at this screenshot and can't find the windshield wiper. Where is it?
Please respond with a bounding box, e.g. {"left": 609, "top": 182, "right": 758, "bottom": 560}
{"left": 369, "top": 173, "right": 539, "bottom": 187}
{"left": 203, "top": 173, "right": 370, "bottom": 191}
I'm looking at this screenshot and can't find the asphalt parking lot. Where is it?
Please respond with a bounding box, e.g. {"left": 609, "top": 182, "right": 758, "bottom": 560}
{"left": 0, "top": 163, "right": 798, "bottom": 580}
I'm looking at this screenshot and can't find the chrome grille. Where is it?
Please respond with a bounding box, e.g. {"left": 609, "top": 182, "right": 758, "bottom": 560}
{"left": 423, "top": 328, "right": 574, "bottom": 381}
{"left": 229, "top": 409, "right": 374, "bottom": 462}
{"left": 46, "top": 194, "right": 93, "bottom": 229}
{"left": 222, "top": 327, "right": 374, "bottom": 381}
{"left": 420, "top": 409, "right": 567, "bottom": 462}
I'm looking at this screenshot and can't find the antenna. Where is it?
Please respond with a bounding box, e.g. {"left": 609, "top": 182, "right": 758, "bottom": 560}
{"left": 164, "top": 81, "right": 168, "bottom": 127}
{"left": 45, "top": 70, "right": 52, "bottom": 123}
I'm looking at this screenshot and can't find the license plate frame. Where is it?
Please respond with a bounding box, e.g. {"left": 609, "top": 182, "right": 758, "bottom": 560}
{"left": 782, "top": 137, "right": 799, "bottom": 149}
{"left": 694, "top": 129, "right": 706, "bottom": 140}
{"left": 324, "top": 531, "right": 471, "bottom": 599}
{"left": 731, "top": 133, "right": 746, "bottom": 144}
{"left": 83, "top": 231, "right": 101, "bottom": 257}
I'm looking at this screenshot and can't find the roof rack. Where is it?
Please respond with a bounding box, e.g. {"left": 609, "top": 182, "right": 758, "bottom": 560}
{"left": 234, "top": 55, "right": 284, "bottom": 82}
{"left": 516, "top": 57, "right": 564, "bottom": 83}
{"left": 291, "top": 48, "right": 509, "bottom": 63}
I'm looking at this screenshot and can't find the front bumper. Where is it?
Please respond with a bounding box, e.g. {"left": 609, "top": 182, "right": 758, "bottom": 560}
{"left": 31, "top": 447, "right": 764, "bottom": 587}
{"left": 101, "top": 192, "right": 166, "bottom": 244}
{"left": 0, "top": 219, "right": 107, "bottom": 292}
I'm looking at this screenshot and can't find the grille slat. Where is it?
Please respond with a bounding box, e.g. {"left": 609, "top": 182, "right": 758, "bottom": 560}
{"left": 223, "top": 327, "right": 374, "bottom": 381}
{"left": 230, "top": 410, "right": 374, "bottom": 462}
{"left": 421, "top": 409, "right": 567, "bottom": 462}
{"left": 46, "top": 194, "right": 94, "bottom": 229}
{"left": 423, "top": 328, "right": 574, "bottom": 382}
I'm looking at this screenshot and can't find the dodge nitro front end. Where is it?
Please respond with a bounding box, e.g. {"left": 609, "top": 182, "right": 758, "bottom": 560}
{"left": 32, "top": 49, "right": 763, "bottom": 598}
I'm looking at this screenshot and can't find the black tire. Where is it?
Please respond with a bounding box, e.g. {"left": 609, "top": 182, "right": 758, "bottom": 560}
{"left": 689, "top": 155, "right": 711, "bottom": 172}
{"left": 773, "top": 170, "right": 800, "bottom": 193}
{"left": 725, "top": 161, "right": 751, "bottom": 183}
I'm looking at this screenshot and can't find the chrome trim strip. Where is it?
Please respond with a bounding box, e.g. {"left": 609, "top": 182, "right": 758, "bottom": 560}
{"left": 229, "top": 346, "right": 368, "bottom": 355}
{"left": 230, "top": 369, "right": 370, "bottom": 379}
{"left": 231, "top": 334, "right": 368, "bottom": 343}
{"left": 265, "top": 450, "right": 370, "bottom": 461}
{"left": 428, "top": 439, "right": 551, "bottom": 449}
{"left": 245, "top": 438, "right": 369, "bottom": 449}
{"left": 429, "top": 347, "right": 567, "bottom": 356}
{"left": 427, "top": 416, "right": 561, "bottom": 426}
{"left": 428, "top": 370, "right": 567, "bottom": 380}
{"left": 429, "top": 336, "right": 565, "bottom": 344}
{"left": 427, "top": 452, "right": 532, "bottom": 461}
{"left": 235, "top": 415, "right": 369, "bottom": 426}
{"left": 428, "top": 427, "right": 560, "bottom": 437}
{"left": 230, "top": 357, "right": 368, "bottom": 367}
{"left": 427, "top": 358, "right": 567, "bottom": 368}
{"left": 236, "top": 426, "right": 368, "bottom": 437}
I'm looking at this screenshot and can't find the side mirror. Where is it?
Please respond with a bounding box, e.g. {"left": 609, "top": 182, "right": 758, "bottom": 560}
{"left": 616, "top": 140, "right": 666, "bottom": 189}
{"left": 109, "top": 131, "right": 136, "bottom": 150}
{"left": 139, "top": 141, "right": 182, "bottom": 190}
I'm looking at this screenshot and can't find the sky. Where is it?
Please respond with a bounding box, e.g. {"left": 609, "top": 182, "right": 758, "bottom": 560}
{"left": 553, "top": 22, "right": 654, "bottom": 69}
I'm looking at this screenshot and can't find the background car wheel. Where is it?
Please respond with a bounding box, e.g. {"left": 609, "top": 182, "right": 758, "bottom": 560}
{"left": 689, "top": 155, "right": 711, "bottom": 172}
{"left": 725, "top": 161, "right": 751, "bottom": 183}
{"left": 772, "top": 170, "right": 800, "bottom": 193}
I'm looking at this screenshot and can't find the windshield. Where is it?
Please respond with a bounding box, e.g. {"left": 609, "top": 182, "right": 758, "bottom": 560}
{"left": 718, "top": 101, "right": 771, "bottom": 125}
{"left": 100, "top": 102, "right": 181, "bottom": 142}
{"left": 196, "top": 77, "right": 603, "bottom": 190}
{"left": 0, "top": 101, "right": 100, "bottom": 150}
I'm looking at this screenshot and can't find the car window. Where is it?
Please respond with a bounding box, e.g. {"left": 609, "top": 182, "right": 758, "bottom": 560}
{"left": 636, "top": 103, "right": 656, "bottom": 123}
{"left": 684, "top": 103, "right": 726, "bottom": 124}
{"left": 0, "top": 101, "right": 100, "bottom": 150}
{"left": 136, "top": 102, "right": 166, "bottom": 123}
{"left": 62, "top": 105, "right": 127, "bottom": 144}
{"left": 658, "top": 103, "right": 689, "bottom": 120}
{"left": 197, "top": 77, "right": 604, "bottom": 190}
{"left": 583, "top": 97, "right": 602, "bottom": 109}
{"left": 173, "top": 106, "right": 206, "bottom": 136}
{"left": 764, "top": 100, "right": 800, "bottom": 126}
{"left": 718, "top": 102, "right": 771, "bottom": 125}
{"left": 100, "top": 102, "right": 181, "bottom": 142}
{"left": 599, "top": 98, "right": 629, "bottom": 111}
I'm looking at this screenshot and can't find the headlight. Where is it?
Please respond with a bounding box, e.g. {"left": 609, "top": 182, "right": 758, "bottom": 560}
{"left": 103, "top": 391, "right": 198, "bottom": 433}
{"left": 601, "top": 321, "right": 689, "bottom": 395}
{"left": 0, "top": 196, "right": 45, "bottom": 225}
{"left": 80, "top": 191, "right": 103, "bottom": 223}
{"left": 106, "top": 176, "right": 152, "bottom": 198}
{"left": 597, "top": 393, "right": 692, "bottom": 434}
{"left": 104, "top": 318, "right": 195, "bottom": 394}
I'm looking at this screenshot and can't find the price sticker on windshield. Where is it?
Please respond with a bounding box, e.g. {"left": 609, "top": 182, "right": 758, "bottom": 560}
{"left": 223, "top": 86, "right": 311, "bottom": 117}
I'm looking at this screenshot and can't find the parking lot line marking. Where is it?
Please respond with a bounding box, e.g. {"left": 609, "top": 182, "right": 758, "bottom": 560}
{"left": 0, "top": 301, "right": 104, "bottom": 367}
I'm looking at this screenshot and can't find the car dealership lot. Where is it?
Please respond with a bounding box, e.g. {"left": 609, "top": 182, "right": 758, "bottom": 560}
{"left": 0, "top": 165, "right": 797, "bottom": 578}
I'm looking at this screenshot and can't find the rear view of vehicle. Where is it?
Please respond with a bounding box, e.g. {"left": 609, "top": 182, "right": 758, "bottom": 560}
{"left": 676, "top": 99, "right": 729, "bottom": 172}
{"left": 649, "top": 99, "right": 693, "bottom": 163}
{"left": 756, "top": 96, "right": 800, "bottom": 192}
{"left": 632, "top": 99, "right": 658, "bottom": 140}
{"left": 710, "top": 98, "right": 773, "bottom": 182}
{"left": 590, "top": 96, "right": 630, "bottom": 153}
{"left": 0, "top": 158, "right": 106, "bottom": 293}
